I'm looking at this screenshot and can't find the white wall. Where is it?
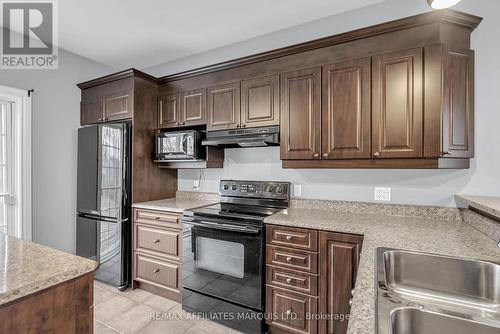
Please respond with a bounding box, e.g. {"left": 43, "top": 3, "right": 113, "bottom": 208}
{"left": 145, "top": 0, "right": 500, "bottom": 207}
{"left": 0, "top": 37, "right": 115, "bottom": 252}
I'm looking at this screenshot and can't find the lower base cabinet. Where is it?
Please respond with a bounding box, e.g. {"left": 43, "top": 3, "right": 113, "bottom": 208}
{"left": 266, "top": 225, "right": 363, "bottom": 334}
{"left": 132, "top": 208, "right": 183, "bottom": 302}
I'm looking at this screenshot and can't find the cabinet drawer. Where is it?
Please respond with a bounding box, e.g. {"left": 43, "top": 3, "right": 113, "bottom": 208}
{"left": 266, "top": 286, "right": 318, "bottom": 334}
{"left": 135, "top": 224, "right": 181, "bottom": 260}
{"left": 134, "top": 253, "right": 181, "bottom": 293}
{"left": 134, "top": 208, "right": 181, "bottom": 226}
{"left": 266, "top": 265, "right": 318, "bottom": 296}
{"left": 267, "top": 225, "right": 318, "bottom": 251}
{"left": 266, "top": 246, "right": 318, "bottom": 274}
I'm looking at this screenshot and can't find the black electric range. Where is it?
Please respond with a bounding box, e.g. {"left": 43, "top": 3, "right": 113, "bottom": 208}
{"left": 181, "top": 180, "right": 290, "bottom": 334}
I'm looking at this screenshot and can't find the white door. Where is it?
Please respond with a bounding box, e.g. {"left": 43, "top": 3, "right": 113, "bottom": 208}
{"left": 0, "top": 101, "right": 14, "bottom": 235}
{"left": 0, "top": 86, "right": 31, "bottom": 240}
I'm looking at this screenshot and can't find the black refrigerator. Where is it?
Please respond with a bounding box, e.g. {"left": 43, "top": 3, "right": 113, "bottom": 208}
{"left": 76, "top": 122, "right": 131, "bottom": 290}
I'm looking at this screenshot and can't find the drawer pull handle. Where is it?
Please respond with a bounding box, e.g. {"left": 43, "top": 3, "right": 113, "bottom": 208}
{"left": 286, "top": 309, "right": 293, "bottom": 317}
{"left": 153, "top": 268, "right": 160, "bottom": 274}
{"left": 351, "top": 289, "right": 355, "bottom": 296}
{"left": 153, "top": 239, "right": 160, "bottom": 244}
{"left": 286, "top": 278, "right": 293, "bottom": 284}
{"left": 286, "top": 256, "right": 292, "bottom": 262}
{"left": 349, "top": 299, "right": 353, "bottom": 306}
{"left": 286, "top": 235, "right": 292, "bottom": 241}
{"left": 154, "top": 217, "right": 161, "bottom": 220}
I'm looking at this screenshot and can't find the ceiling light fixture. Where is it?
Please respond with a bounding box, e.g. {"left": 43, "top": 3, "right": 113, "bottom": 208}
{"left": 427, "top": 0, "right": 462, "bottom": 9}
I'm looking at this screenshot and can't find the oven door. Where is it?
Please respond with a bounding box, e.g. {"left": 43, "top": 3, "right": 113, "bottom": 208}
{"left": 182, "top": 217, "right": 263, "bottom": 310}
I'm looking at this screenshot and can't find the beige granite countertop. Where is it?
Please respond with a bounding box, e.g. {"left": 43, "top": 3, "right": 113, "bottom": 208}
{"left": 0, "top": 234, "right": 97, "bottom": 306}
{"left": 264, "top": 208, "right": 500, "bottom": 334}
{"left": 132, "top": 198, "right": 215, "bottom": 213}
{"left": 456, "top": 194, "right": 500, "bottom": 220}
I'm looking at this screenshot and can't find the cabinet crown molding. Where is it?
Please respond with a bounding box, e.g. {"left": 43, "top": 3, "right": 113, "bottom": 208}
{"left": 76, "top": 10, "right": 481, "bottom": 89}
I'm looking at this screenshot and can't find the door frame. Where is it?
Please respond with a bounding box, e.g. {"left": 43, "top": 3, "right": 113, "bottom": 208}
{"left": 0, "top": 85, "right": 32, "bottom": 241}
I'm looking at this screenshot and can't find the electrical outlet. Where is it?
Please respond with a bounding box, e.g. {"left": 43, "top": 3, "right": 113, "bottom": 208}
{"left": 193, "top": 179, "right": 200, "bottom": 189}
{"left": 374, "top": 187, "right": 391, "bottom": 201}
{"left": 293, "top": 184, "right": 302, "bottom": 197}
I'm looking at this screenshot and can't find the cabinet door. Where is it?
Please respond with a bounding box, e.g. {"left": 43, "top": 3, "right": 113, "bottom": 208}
{"left": 322, "top": 58, "right": 371, "bottom": 159}
{"left": 319, "top": 232, "right": 362, "bottom": 334}
{"left": 180, "top": 88, "right": 206, "bottom": 126}
{"left": 207, "top": 82, "right": 240, "bottom": 131}
{"left": 158, "top": 93, "right": 181, "bottom": 128}
{"left": 442, "top": 48, "right": 474, "bottom": 158}
{"left": 280, "top": 67, "right": 321, "bottom": 160}
{"left": 104, "top": 90, "right": 133, "bottom": 121}
{"left": 372, "top": 48, "right": 423, "bottom": 158}
{"left": 80, "top": 97, "right": 104, "bottom": 125}
{"left": 241, "top": 75, "right": 280, "bottom": 128}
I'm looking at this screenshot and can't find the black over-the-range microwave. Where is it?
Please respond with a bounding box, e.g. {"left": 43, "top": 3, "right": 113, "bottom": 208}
{"left": 155, "top": 130, "right": 204, "bottom": 161}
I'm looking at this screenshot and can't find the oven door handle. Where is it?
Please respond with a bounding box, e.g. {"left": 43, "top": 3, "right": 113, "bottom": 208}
{"left": 187, "top": 220, "right": 261, "bottom": 234}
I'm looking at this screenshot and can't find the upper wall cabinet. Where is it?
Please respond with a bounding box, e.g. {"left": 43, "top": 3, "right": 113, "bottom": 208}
{"left": 322, "top": 58, "right": 371, "bottom": 160}
{"left": 79, "top": 78, "right": 134, "bottom": 126}
{"left": 241, "top": 75, "right": 280, "bottom": 128}
{"left": 158, "top": 93, "right": 180, "bottom": 128}
{"left": 424, "top": 44, "right": 475, "bottom": 159}
{"left": 84, "top": 10, "right": 479, "bottom": 169}
{"left": 158, "top": 89, "right": 207, "bottom": 129}
{"left": 181, "top": 89, "right": 207, "bottom": 127}
{"left": 280, "top": 67, "right": 321, "bottom": 160}
{"left": 372, "top": 48, "right": 423, "bottom": 159}
{"left": 207, "top": 82, "right": 241, "bottom": 131}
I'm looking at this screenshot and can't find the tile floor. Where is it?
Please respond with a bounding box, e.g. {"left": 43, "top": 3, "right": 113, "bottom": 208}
{"left": 94, "top": 280, "right": 243, "bottom": 334}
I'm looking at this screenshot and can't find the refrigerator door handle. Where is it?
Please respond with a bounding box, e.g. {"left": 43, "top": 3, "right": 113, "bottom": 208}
{"left": 78, "top": 213, "right": 129, "bottom": 224}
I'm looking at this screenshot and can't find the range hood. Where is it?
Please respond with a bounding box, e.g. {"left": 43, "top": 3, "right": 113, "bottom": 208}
{"left": 202, "top": 126, "right": 279, "bottom": 148}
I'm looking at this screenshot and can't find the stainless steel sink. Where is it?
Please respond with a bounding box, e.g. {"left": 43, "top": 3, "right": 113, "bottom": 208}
{"left": 376, "top": 248, "right": 500, "bottom": 334}
{"left": 390, "top": 307, "right": 500, "bottom": 334}
{"left": 383, "top": 249, "right": 500, "bottom": 312}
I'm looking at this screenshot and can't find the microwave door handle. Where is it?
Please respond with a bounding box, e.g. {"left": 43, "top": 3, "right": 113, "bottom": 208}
{"left": 182, "top": 134, "right": 188, "bottom": 155}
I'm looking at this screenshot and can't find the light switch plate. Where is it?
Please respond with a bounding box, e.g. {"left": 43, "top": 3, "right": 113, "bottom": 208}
{"left": 293, "top": 184, "right": 302, "bottom": 197}
{"left": 374, "top": 187, "right": 391, "bottom": 201}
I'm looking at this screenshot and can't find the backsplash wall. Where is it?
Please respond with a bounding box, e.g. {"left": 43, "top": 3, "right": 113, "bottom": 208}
{"left": 178, "top": 147, "right": 478, "bottom": 207}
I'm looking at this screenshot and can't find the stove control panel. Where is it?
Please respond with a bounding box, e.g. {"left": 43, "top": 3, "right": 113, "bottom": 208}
{"left": 219, "top": 180, "right": 290, "bottom": 199}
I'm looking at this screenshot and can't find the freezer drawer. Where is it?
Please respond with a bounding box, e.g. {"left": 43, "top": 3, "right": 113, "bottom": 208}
{"left": 76, "top": 215, "right": 127, "bottom": 288}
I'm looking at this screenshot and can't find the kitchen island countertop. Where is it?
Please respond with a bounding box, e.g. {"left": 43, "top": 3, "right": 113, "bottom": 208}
{"left": 0, "top": 233, "right": 97, "bottom": 306}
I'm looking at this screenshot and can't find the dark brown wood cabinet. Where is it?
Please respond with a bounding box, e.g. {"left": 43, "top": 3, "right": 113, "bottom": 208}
{"left": 207, "top": 82, "right": 241, "bottom": 131}
{"left": 80, "top": 78, "right": 134, "bottom": 125}
{"left": 158, "top": 93, "right": 181, "bottom": 128}
{"left": 266, "top": 224, "right": 363, "bottom": 334}
{"left": 80, "top": 11, "right": 480, "bottom": 173}
{"left": 0, "top": 273, "right": 94, "bottom": 334}
{"left": 319, "top": 232, "right": 363, "bottom": 334}
{"left": 104, "top": 90, "right": 133, "bottom": 121}
{"left": 158, "top": 89, "right": 207, "bottom": 129}
{"left": 180, "top": 88, "right": 206, "bottom": 126}
{"left": 80, "top": 97, "right": 103, "bottom": 125}
{"left": 424, "top": 44, "right": 475, "bottom": 158}
{"left": 241, "top": 74, "right": 280, "bottom": 128}
{"left": 280, "top": 67, "right": 322, "bottom": 160}
{"left": 372, "top": 48, "right": 423, "bottom": 158}
{"left": 322, "top": 58, "right": 371, "bottom": 159}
